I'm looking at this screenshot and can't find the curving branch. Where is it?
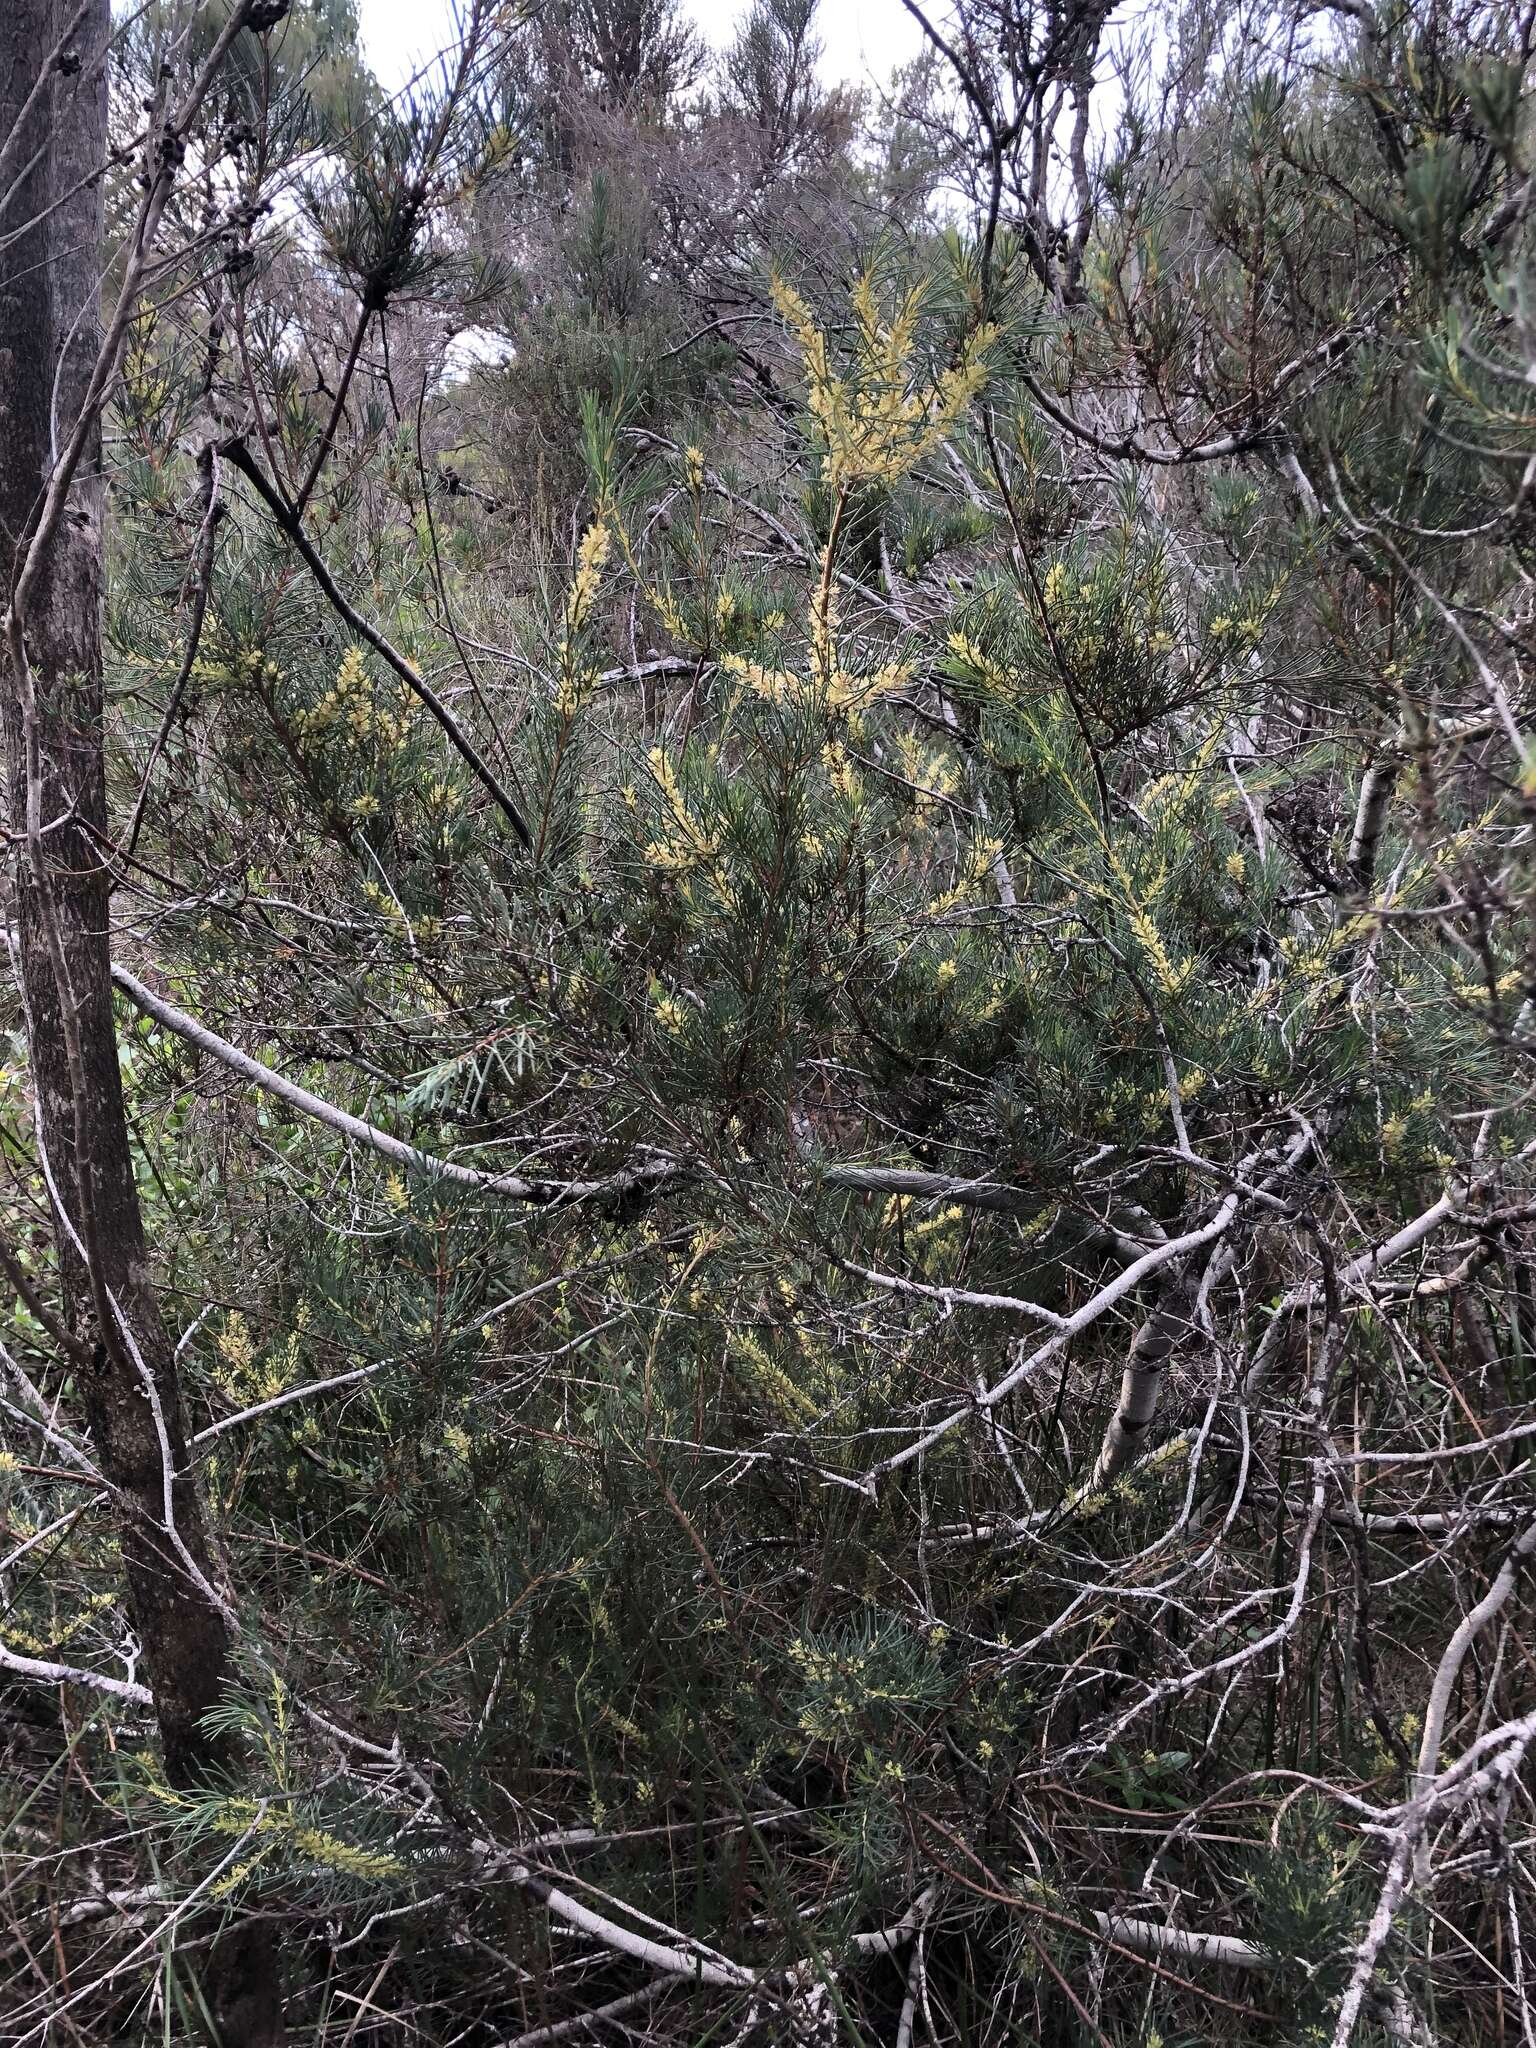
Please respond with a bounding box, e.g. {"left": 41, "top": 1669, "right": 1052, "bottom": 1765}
{"left": 111, "top": 963, "right": 673, "bottom": 1209}
{"left": 223, "top": 441, "right": 534, "bottom": 849}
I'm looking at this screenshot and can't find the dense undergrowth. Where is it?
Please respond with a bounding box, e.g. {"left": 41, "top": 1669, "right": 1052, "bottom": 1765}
{"left": 7, "top": 2, "right": 1536, "bottom": 2043}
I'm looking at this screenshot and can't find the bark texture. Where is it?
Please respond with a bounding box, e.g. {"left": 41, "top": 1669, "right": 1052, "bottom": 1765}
{"left": 0, "top": 5, "right": 278, "bottom": 2039}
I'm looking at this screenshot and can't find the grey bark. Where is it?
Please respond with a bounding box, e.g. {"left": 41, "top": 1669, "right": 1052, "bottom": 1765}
{"left": 0, "top": 4, "right": 278, "bottom": 2039}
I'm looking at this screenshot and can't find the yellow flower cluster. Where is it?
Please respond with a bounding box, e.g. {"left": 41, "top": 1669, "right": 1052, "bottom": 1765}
{"left": 2, "top": 1587, "right": 117, "bottom": 1656}
{"left": 894, "top": 730, "right": 958, "bottom": 817}
{"left": 1124, "top": 900, "right": 1192, "bottom": 998}
{"left": 945, "top": 628, "right": 1016, "bottom": 700}
{"left": 192, "top": 646, "right": 283, "bottom": 689}
{"left": 652, "top": 989, "right": 689, "bottom": 1034}
{"left": 1034, "top": 553, "right": 1190, "bottom": 668}
{"left": 1382, "top": 1088, "right": 1437, "bottom": 1158}
{"left": 645, "top": 580, "right": 689, "bottom": 643}
{"left": 771, "top": 272, "right": 996, "bottom": 490}
{"left": 723, "top": 648, "right": 911, "bottom": 715}
{"left": 205, "top": 1796, "right": 405, "bottom": 1883}
{"left": 643, "top": 748, "right": 719, "bottom": 872}
{"left": 213, "top": 1304, "right": 307, "bottom": 1404}
{"left": 729, "top": 1331, "right": 819, "bottom": 1422}
{"left": 1449, "top": 965, "right": 1523, "bottom": 1002}
{"left": 724, "top": 653, "right": 797, "bottom": 705}
{"left": 553, "top": 517, "right": 614, "bottom": 717}
{"left": 564, "top": 517, "right": 612, "bottom": 637}
{"left": 904, "top": 1202, "right": 967, "bottom": 1270}
{"left": 295, "top": 647, "right": 414, "bottom": 752}
{"left": 215, "top": 1309, "right": 255, "bottom": 1380}
{"left": 789, "top": 1635, "right": 866, "bottom": 1686}
{"left": 822, "top": 738, "right": 860, "bottom": 802}
{"left": 1019, "top": 704, "right": 1200, "bottom": 1000}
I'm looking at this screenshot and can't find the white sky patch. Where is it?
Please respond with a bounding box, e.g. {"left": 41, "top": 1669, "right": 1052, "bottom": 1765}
{"left": 442, "top": 324, "right": 516, "bottom": 378}
{"left": 358, "top": 0, "right": 458, "bottom": 94}
{"left": 358, "top": 0, "right": 926, "bottom": 96}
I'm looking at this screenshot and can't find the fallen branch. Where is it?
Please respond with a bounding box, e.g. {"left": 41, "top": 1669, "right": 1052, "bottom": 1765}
{"left": 112, "top": 963, "right": 678, "bottom": 1210}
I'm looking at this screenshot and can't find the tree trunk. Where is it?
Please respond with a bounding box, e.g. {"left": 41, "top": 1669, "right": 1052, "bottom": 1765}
{"left": 0, "top": 5, "right": 279, "bottom": 2039}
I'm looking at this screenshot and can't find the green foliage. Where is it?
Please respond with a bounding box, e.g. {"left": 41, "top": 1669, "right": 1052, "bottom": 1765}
{"left": 11, "top": 2, "right": 1536, "bottom": 2043}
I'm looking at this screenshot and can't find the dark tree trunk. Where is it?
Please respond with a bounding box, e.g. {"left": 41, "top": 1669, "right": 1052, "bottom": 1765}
{"left": 0, "top": 5, "right": 279, "bottom": 2039}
